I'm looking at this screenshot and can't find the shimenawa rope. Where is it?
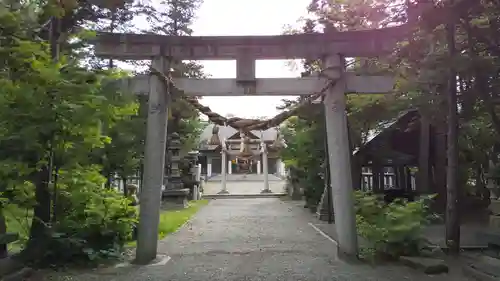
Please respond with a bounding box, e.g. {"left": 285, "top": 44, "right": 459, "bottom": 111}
{"left": 150, "top": 68, "right": 336, "bottom": 135}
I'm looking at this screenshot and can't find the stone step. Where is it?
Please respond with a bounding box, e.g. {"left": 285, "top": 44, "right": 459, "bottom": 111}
{"left": 464, "top": 255, "right": 500, "bottom": 281}
{"left": 399, "top": 256, "right": 448, "bottom": 274}
{"left": 207, "top": 174, "right": 283, "bottom": 182}
{"left": 477, "top": 230, "right": 500, "bottom": 248}
{"left": 203, "top": 193, "right": 286, "bottom": 199}
{"left": 464, "top": 265, "right": 497, "bottom": 281}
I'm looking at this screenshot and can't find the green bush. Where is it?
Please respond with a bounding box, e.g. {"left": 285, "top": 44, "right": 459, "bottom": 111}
{"left": 354, "top": 191, "right": 436, "bottom": 261}
{"left": 45, "top": 166, "right": 137, "bottom": 265}
{"left": 286, "top": 165, "right": 323, "bottom": 208}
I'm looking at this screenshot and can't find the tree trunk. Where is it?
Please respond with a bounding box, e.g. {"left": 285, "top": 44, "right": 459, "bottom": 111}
{"left": 445, "top": 15, "right": 460, "bottom": 255}
{"left": 139, "top": 162, "right": 144, "bottom": 190}
{"left": 417, "top": 113, "right": 431, "bottom": 194}
{"left": 20, "top": 166, "right": 51, "bottom": 261}
{"left": 122, "top": 177, "right": 128, "bottom": 197}
{"left": 105, "top": 173, "right": 112, "bottom": 189}
{"left": 474, "top": 166, "right": 482, "bottom": 194}
{"left": 434, "top": 120, "right": 447, "bottom": 213}
{"left": 51, "top": 166, "right": 60, "bottom": 224}
{"left": 0, "top": 208, "right": 7, "bottom": 259}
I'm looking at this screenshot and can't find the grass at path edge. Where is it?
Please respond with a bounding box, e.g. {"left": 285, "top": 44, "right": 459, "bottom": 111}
{"left": 127, "top": 199, "right": 209, "bottom": 247}
{"left": 157, "top": 199, "right": 209, "bottom": 239}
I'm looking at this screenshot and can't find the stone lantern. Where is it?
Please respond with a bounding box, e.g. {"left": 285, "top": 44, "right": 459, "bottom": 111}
{"left": 169, "top": 133, "right": 182, "bottom": 185}
{"left": 162, "top": 133, "right": 189, "bottom": 209}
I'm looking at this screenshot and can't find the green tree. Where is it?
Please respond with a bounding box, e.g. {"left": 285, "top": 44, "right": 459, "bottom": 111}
{"left": 0, "top": 3, "right": 138, "bottom": 262}
{"left": 280, "top": 110, "right": 326, "bottom": 208}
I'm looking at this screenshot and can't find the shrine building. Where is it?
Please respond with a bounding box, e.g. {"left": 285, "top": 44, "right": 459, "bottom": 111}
{"left": 197, "top": 124, "right": 286, "bottom": 178}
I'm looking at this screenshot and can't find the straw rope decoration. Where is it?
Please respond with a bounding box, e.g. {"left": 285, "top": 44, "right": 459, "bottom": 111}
{"left": 149, "top": 67, "right": 337, "bottom": 145}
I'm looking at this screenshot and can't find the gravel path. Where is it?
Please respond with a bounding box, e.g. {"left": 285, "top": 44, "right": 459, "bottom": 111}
{"left": 48, "top": 198, "right": 465, "bottom": 281}
{"left": 39, "top": 197, "right": 472, "bottom": 281}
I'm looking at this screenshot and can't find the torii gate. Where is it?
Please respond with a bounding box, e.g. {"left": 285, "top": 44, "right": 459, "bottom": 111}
{"left": 93, "top": 26, "right": 406, "bottom": 264}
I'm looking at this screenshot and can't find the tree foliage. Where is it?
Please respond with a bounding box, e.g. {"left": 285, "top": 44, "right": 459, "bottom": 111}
{"left": 0, "top": 0, "right": 204, "bottom": 267}
{"left": 282, "top": 0, "right": 500, "bottom": 202}
{"left": 354, "top": 191, "right": 436, "bottom": 261}
{"left": 280, "top": 112, "right": 325, "bottom": 207}
{"left": 281, "top": 0, "right": 500, "bottom": 256}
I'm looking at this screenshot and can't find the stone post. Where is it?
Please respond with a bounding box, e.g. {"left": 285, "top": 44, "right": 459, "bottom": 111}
{"left": 261, "top": 142, "right": 271, "bottom": 193}
{"left": 207, "top": 162, "right": 212, "bottom": 178}
{"left": 186, "top": 151, "right": 200, "bottom": 201}
{"left": 192, "top": 184, "right": 198, "bottom": 200}
{"left": 220, "top": 155, "right": 224, "bottom": 175}
{"left": 196, "top": 164, "right": 202, "bottom": 182}
{"left": 196, "top": 163, "right": 202, "bottom": 199}
{"left": 228, "top": 161, "right": 232, "bottom": 174}
{"left": 218, "top": 141, "right": 229, "bottom": 194}
{"left": 323, "top": 54, "right": 358, "bottom": 257}
{"left": 135, "top": 57, "right": 169, "bottom": 264}
{"left": 257, "top": 160, "right": 261, "bottom": 174}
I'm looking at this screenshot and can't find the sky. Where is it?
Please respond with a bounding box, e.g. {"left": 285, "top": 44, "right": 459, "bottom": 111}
{"left": 189, "top": 0, "right": 311, "bottom": 118}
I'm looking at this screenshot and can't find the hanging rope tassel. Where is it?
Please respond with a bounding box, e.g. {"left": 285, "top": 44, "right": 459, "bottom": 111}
{"left": 238, "top": 132, "right": 254, "bottom": 158}
{"left": 208, "top": 125, "right": 221, "bottom": 145}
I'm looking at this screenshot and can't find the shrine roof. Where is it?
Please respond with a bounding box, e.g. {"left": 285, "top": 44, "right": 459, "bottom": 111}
{"left": 353, "top": 109, "right": 419, "bottom": 156}
{"left": 198, "top": 124, "right": 278, "bottom": 150}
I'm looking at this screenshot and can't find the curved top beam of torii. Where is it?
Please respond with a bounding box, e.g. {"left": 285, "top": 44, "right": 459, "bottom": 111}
{"left": 93, "top": 25, "right": 410, "bottom": 60}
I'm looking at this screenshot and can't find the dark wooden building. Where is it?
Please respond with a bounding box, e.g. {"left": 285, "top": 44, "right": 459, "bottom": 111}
{"left": 353, "top": 109, "right": 426, "bottom": 194}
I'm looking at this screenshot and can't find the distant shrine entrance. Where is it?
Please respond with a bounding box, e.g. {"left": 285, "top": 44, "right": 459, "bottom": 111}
{"left": 198, "top": 124, "right": 285, "bottom": 177}
{"left": 93, "top": 25, "right": 407, "bottom": 263}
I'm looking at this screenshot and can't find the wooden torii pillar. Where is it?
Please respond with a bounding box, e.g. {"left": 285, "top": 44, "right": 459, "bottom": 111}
{"left": 93, "top": 26, "right": 406, "bottom": 263}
